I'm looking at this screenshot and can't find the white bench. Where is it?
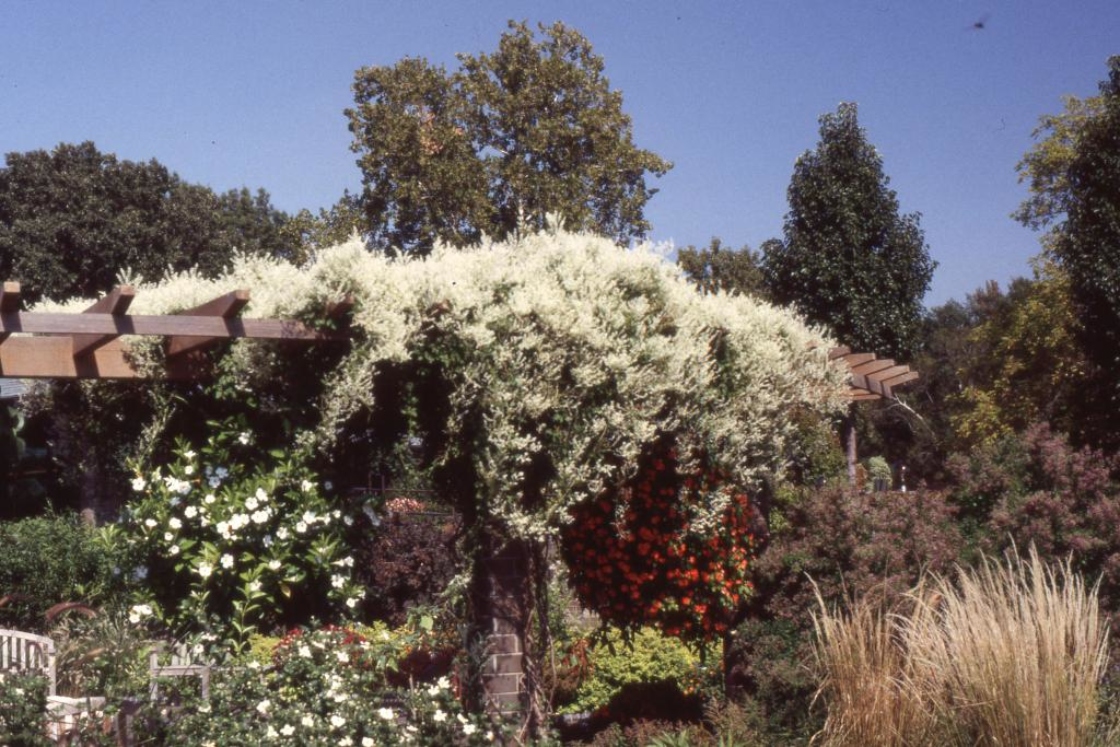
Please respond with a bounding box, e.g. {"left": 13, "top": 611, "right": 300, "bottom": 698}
{"left": 1, "top": 628, "right": 107, "bottom": 739}
{"left": 150, "top": 642, "right": 211, "bottom": 700}
{"left": 0, "top": 628, "right": 57, "bottom": 695}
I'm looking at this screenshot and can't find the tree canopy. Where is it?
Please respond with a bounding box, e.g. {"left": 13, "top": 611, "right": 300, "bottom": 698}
{"left": 0, "top": 142, "right": 292, "bottom": 303}
{"left": 761, "top": 103, "right": 936, "bottom": 360}
{"left": 345, "top": 21, "right": 671, "bottom": 255}
{"left": 677, "top": 238, "right": 769, "bottom": 300}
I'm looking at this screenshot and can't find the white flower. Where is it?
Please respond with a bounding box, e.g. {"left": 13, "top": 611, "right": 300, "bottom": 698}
{"left": 301, "top": 714, "right": 314, "bottom": 727}
{"left": 330, "top": 714, "right": 345, "bottom": 728}
{"left": 131, "top": 477, "right": 146, "bottom": 492}
{"left": 184, "top": 506, "right": 198, "bottom": 519}
{"left": 268, "top": 559, "right": 282, "bottom": 571}
{"left": 266, "top": 725, "right": 278, "bottom": 739}
{"left": 331, "top": 574, "right": 345, "bottom": 589}
{"left": 245, "top": 496, "right": 259, "bottom": 511}
{"left": 300, "top": 479, "right": 314, "bottom": 492}
{"left": 377, "top": 708, "right": 394, "bottom": 721}
{"left": 339, "top": 738, "right": 353, "bottom": 746}
{"left": 437, "top": 676, "right": 451, "bottom": 690}
{"left": 346, "top": 597, "right": 359, "bottom": 609}
{"left": 168, "top": 517, "right": 182, "bottom": 529}
{"left": 302, "top": 510, "right": 317, "bottom": 524}
{"left": 127, "top": 604, "right": 152, "bottom": 624}
{"left": 336, "top": 650, "right": 349, "bottom": 663}
{"left": 183, "top": 464, "right": 195, "bottom": 476}
{"left": 277, "top": 527, "right": 290, "bottom": 540}
{"left": 295, "top": 521, "right": 308, "bottom": 534}
{"left": 197, "top": 563, "right": 213, "bottom": 579}
{"left": 363, "top": 739, "right": 376, "bottom": 747}
{"left": 432, "top": 709, "right": 447, "bottom": 723}
{"left": 169, "top": 545, "right": 180, "bottom": 556}
{"left": 255, "top": 487, "right": 268, "bottom": 502}
{"left": 249, "top": 580, "right": 262, "bottom": 592}
{"left": 163, "top": 532, "right": 174, "bottom": 542}
{"left": 252, "top": 508, "right": 271, "bottom": 524}
{"left": 220, "top": 554, "right": 235, "bottom": 569}
{"left": 238, "top": 432, "right": 251, "bottom": 445}
{"left": 216, "top": 521, "right": 231, "bottom": 539}
{"left": 298, "top": 644, "right": 312, "bottom": 658}
{"left": 462, "top": 723, "right": 477, "bottom": 736}
{"left": 204, "top": 493, "right": 216, "bottom": 504}
{"left": 183, "top": 449, "right": 196, "bottom": 460}
{"left": 281, "top": 724, "right": 295, "bottom": 736}
{"left": 256, "top": 698, "right": 270, "bottom": 715}
{"left": 144, "top": 518, "right": 158, "bottom": 529}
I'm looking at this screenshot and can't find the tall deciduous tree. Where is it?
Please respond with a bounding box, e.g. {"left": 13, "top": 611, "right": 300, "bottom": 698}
{"left": 678, "top": 238, "right": 769, "bottom": 300}
{"left": 1016, "top": 57, "right": 1120, "bottom": 448}
{"left": 345, "top": 21, "right": 671, "bottom": 255}
{"left": 762, "top": 103, "right": 935, "bottom": 360}
{"left": 0, "top": 142, "right": 291, "bottom": 303}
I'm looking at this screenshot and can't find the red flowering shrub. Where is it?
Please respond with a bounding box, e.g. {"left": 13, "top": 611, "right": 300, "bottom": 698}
{"left": 561, "top": 445, "right": 756, "bottom": 640}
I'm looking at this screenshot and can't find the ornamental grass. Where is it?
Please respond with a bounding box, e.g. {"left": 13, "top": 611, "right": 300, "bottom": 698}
{"left": 813, "top": 548, "right": 1115, "bottom": 747}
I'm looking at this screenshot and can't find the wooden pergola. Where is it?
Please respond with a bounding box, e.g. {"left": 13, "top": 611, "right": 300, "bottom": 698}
{"left": 0, "top": 281, "right": 916, "bottom": 400}
{"left": 830, "top": 345, "right": 919, "bottom": 400}
{"left": 0, "top": 282, "right": 349, "bottom": 380}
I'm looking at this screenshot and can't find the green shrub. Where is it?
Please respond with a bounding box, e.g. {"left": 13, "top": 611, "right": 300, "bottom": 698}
{"left": 136, "top": 624, "right": 501, "bottom": 746}
{"left": 0, "top": 512, "right": 124, "bottom": 631}
{"left": 0, "top": 670, "right": 50, "bottom": 747}
{"left": 557, "top": 627, "right": 714, "bottom": 716}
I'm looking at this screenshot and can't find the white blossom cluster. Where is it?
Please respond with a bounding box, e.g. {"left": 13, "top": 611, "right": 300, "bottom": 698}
{"left": 77, "top": 230, "right": 847, "bottom": 541}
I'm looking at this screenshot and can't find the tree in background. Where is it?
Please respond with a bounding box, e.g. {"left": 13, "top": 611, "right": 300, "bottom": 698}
{"left": 1015, "top": 56, "right": 1120, "bottom": 449}
{"left": 762, "top": 103, "right": 935, "bottom": 361}
{"left": 345, "top": 21, "right": 671, "bottom": 255}
{"left": 677, "top": 237, "right": 769, "bottom": 300}
{"left": 0, "top": 142, "right": 291, "bottom": 303}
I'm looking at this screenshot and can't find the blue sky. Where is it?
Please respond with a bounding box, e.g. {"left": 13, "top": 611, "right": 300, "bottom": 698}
{"left": 3, "top": 1, "right": 1118, "bottom": 306}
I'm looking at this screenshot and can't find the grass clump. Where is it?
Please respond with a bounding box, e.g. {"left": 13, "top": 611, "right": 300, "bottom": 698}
{"left": 813, "top": 547, "right": 1113, "bottom": 747}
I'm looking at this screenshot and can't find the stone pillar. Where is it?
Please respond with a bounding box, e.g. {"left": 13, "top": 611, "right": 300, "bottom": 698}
{"left": 478, "top": 540, "right": 528, "bottom": 717}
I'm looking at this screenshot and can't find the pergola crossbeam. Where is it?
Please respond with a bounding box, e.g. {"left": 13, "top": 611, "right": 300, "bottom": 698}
{"left": 0, "top": 282, "right": 346, "bottom": 380}
{"left": 73, "top": 285, "right": 135, "bottom": 358}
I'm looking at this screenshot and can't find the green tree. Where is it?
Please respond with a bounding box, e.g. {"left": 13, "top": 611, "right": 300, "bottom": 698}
{"left": 762, "top": 103, "right": 936, "bottom": 360}
{"left": 345, "top": 21, "right": 671, "bottom": 255}
{"left": 0, "top": 142, "right": 292, "bottom": 303}
{"left": 1015, "top": 57, "right": 1120, "bottom": 447}
{"left": 677, "top": 237, "right": 769, "bottom": 300}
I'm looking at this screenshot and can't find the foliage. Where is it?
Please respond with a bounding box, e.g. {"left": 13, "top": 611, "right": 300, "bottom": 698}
{"left": 354, "top": 496, "right": 462, "bottom": 627}
{"left": 813, "top": 550, "right": 1111, "bottom": 747}
{"left": 138, "top": 625, "right": 501, "bottom": 746}
{"left": 949, "top": 267, "right": 1093, "bottom": 450}
{"left": 118, "top": 427, "right": 365, "bottom": 644}
{"left": 762, "top": 102, "right": 936, "bottom": 360}
{"left": 50, "top": 604, "right": 153, "bottom": 700}
{"left": 0, "top": 141, "right": 292, "bottom": 303}
{"left": 0, "top": 512, "right": 124, "bottom": 632}
{"left": 561, "top": 443, "right": 756, "bottom": 640}
{"left": 950, "top": 424, "right": 1120, "bottom": 634}
{"left": 677, "top": 239, "right": 769, "bottom": 300}
{"left": 1014, "top": 57, "right": 1120, "bottom": 447}
{"left": 556, "top": 627, "right": 712, "bottom": 717}
{"left": 726, "top": 487, "right": 961, "bottom": 738}
{"left": 346, "top": 21, "right": 671, "bottom": 254}
{"left": 0, "top": 669, "right": 50, "bottom": 747}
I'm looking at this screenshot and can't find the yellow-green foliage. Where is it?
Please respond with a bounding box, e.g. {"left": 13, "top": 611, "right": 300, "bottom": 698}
{"left": 558, "top": 626, "right": 714, "bottom": 714}
{"left": 42, "top": 230, "right": 846, "bottom": 540}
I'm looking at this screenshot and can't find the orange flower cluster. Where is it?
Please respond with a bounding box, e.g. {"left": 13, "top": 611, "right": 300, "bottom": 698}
{"left": 561, "top": 446, "right": 755, "bottom": 640}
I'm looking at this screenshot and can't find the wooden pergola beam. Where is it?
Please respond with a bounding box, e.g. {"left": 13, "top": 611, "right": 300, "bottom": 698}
{"left": 0, "top": 282, "right": 21, "bottom": 345}
{"left": 73, "top": 285, "right": 135, "bottom": 358}
{"left": 165, "top": 290, "right": 251, "bottom": 358}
